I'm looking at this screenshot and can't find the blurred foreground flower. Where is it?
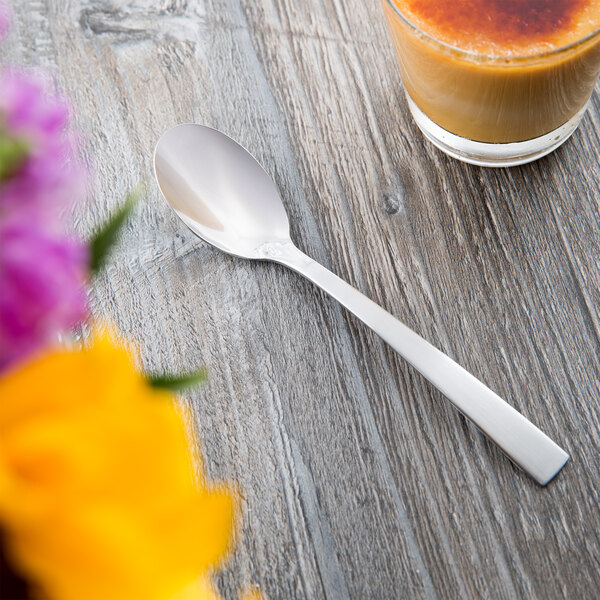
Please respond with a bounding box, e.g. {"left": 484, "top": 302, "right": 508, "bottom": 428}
{"left": 0, "top": 70, "right": 88, "bottom": 369}
{"left": 0, "top": 6, "right": 262, "bottom": 599}
{"left": 0, "top": 332, "right": 236, "bottom": 600}
{"left": 0, "top": 214, "right": 88, "bottom": 370}
{"left": 0, "top": 70, "right": 85, "bottom": 212}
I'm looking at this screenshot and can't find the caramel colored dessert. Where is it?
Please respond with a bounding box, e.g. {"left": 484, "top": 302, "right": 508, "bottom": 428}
{"left": 382, "top": 0, "right": 600, "bottom": 142}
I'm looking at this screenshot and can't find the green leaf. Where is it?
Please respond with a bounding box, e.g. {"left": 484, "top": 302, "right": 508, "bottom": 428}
{"left": 89, "top": 184, "right": 145, "bottom": 274}
{"left": 147, "top": 368, "right": 208, "bottom": 392}
{"left": 0, "top": 134, "right": 29, "bottom": 182}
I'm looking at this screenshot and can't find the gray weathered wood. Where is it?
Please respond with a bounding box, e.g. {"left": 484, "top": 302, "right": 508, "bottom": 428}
{"left": 5, "top": 0, "right": 600, "bottom": 598}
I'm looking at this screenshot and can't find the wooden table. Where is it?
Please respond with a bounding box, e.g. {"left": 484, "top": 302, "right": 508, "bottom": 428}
{"left": 9, "top": 1, "right": 600, "bottom": 598}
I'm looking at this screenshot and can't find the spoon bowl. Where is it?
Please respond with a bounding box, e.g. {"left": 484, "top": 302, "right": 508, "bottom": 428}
{"left": 154, "top": 124, "right": 290, "bottom": 259}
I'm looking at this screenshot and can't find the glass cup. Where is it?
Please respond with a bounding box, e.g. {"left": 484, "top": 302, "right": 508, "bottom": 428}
{"left": 381, "top": 0, "right": 600, "bottom": 166}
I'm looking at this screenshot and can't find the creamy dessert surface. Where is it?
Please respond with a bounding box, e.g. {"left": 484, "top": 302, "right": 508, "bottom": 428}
{"left": 392, "top": 0, "right": 600, "bottom": 56}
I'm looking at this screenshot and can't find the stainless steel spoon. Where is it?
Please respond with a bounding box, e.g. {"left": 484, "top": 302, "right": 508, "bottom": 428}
{"left": 154, "top": 123, "right": 569, "bottom": 485}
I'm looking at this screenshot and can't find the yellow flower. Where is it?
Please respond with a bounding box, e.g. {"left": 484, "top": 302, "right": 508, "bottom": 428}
{"left": 0, "top": 332, "right": 236, "bottom": 600}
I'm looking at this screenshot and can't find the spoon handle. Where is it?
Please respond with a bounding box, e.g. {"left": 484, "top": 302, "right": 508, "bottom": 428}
{"left": 273, "top": 242, "right": 568, "bottom": 485}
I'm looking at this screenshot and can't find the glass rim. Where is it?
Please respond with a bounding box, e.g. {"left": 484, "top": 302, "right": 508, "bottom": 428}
{"left": 383, "top": 0, "right": 600, "bottom": 64}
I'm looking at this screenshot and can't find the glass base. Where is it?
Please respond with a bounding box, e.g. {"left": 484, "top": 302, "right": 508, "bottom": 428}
{"left": 406, "top": 95, "right": 588, "bottom": 167}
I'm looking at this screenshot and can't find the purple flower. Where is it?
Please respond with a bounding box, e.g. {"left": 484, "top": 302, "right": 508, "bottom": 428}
{"left": 0, "top": 211, "right": 89, "bottom": 369}
{"left": 0, "top": 70, "right": 86, "bottom": 214}
{"left": 0, "top": 66, "right": 91, "bottom": 370}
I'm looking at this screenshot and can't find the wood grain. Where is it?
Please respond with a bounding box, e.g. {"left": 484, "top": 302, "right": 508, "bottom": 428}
{"left": 5, "top": 1, "right": 600, "bottom": 598}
